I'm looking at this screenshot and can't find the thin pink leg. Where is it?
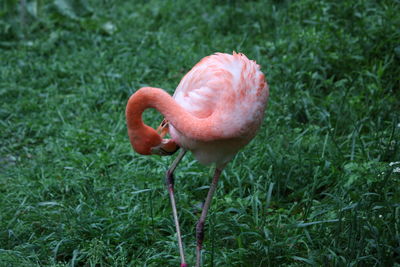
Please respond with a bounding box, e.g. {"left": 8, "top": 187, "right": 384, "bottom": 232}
{"left": 165, "top": 149, "right": 187, "bottom": 267}
{"left": 195, "top": 168, "right": 223, "bottom": 267}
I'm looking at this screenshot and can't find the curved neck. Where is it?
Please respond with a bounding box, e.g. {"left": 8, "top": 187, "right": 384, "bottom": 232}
{"left": 126, "top": 87, "right": 220, "bottom": 147}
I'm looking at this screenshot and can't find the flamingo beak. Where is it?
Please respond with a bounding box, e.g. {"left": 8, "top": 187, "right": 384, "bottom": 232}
{"left": 151, "top": 139, "right": 179, "bottom": 156}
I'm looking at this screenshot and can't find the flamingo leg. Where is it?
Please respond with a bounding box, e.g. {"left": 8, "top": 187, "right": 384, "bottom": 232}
{"left": 195, "top": 168, "right": 223, "bottom": 267}
{"left": 165, "top": 149, "right": 188, "bottom": 267}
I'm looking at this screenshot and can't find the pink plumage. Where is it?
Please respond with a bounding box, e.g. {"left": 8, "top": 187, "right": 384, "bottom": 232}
{"left": 170, "top": 52, "right": 269, "bottom": 167}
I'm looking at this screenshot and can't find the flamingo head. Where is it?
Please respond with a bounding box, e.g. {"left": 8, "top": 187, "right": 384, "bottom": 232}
{"left": 128, "top": 124, "right": 179, "bottom": 156}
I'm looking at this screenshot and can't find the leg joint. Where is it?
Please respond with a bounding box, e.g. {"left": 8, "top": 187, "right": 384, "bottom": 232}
{"left": 165, "top": 170, "right": 174, "bottom": 189}
{"left": 196, "top": 220, "right": 205, "bottom": 244}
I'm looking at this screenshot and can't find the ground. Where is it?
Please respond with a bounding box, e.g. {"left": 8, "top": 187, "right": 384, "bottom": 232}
{"left": 0, "top": 0, "right": 399, "bottom": 266}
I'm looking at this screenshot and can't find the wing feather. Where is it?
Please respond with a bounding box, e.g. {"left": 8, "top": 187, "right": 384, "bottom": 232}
{"left": 173, "top": 53, "right": 268, "bottom": 138}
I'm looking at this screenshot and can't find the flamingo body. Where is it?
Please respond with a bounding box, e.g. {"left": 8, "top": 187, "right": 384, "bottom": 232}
{"left": 169, "top": 52, "right": 268, "bottom": 166}
{"left": 125, "top": 52, "right": 269, "bottom": 266}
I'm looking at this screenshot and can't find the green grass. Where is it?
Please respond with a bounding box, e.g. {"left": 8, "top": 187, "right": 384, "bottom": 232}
{"left": 1, "top": 0, "right": 400, "bottom": 266}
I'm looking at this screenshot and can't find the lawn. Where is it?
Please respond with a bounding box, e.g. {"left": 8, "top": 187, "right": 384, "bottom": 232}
{"left": 1, "top": 0, "right": 399, "bottom": 266}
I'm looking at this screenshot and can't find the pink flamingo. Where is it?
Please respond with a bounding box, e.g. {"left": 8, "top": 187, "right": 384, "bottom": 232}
{"left": 126, "top": 52, "right": 269, "bottom": 267}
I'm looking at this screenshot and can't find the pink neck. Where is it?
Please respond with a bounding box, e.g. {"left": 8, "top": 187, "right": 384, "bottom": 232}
{"left": 126, "top": 87, "right": 220, "bottom": 144}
